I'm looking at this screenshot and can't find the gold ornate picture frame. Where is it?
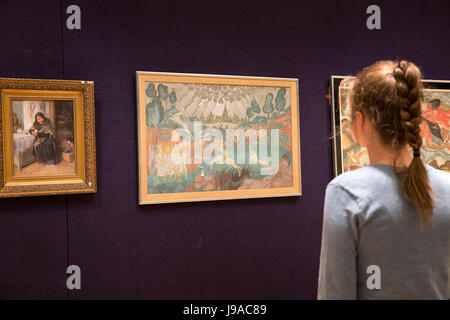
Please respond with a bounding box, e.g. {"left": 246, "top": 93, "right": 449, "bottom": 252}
{"left": 0, "top": 78, "right": 97, "bottom": 197}
{"left": 137, "top": 71, "right": 301, "bottom": 205}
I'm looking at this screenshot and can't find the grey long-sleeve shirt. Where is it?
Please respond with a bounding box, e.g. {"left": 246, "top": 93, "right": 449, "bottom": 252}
{"left": 318, "top": 164, "right": 450, "bottom": 299}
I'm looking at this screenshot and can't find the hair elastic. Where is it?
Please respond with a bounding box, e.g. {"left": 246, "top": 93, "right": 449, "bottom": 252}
{"left": 413, "top": 149, "right": 421, "bottom": 158}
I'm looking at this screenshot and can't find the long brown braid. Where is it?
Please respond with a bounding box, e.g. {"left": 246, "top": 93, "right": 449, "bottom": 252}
{"left": 393, "top": 61, "right": 423, "bottom": 153}
{"left": 351, "top": 60, "right": 434, "bottom": 227}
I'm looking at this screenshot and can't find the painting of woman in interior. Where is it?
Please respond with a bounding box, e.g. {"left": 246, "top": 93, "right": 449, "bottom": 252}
{"left": 12, "top": 100, "right": 76, "bottom": 176}
{"left": 28, "top": 112, "right": 58, "bottom": 164}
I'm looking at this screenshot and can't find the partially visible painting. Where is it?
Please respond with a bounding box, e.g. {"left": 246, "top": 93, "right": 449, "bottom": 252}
{"left": 137, "top": 72, "right": 301, "bottom": 204}
{"left": 0, "top": 78, "right": 97, "bottom": 197}
{"left": 331, "top": 76, "right": 450, "bottom": 175}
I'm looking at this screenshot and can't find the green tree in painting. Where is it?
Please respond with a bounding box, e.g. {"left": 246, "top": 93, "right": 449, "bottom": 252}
{"left": 158, "top": 84, "right": 169, "bottom": 109}
{"left": 246, "top": 98, "right": 260, "bottom": 120}
{"left": 251, "top": 98, "right": 261, "bottom": 113}
{"left": 263, "top": 93, "right": 274, "bottom": 121}
{"left": 275, "top": 88, "right": 286, "bottom": 112}
{"left": 146, "top": 83, "right": 164, "bottom": 175}
{"left": 146, "top": 83, "right": 156, "bottom": 98}
{"left": 169, "top": 90, "right": 177, "bottom": 106}
{"left": 270, "top": 87, "right": 287, "bottom": 119}
{"left": 147, "top": 97, "right": 164, "bottom": 128}
{"left": 246, "top": 107, "right": 254, "bottom": 120}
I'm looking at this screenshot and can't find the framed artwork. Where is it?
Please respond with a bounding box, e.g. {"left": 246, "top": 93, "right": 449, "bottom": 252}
{"left": 0, "top": 78, "right": 97, "bottom": 197}
{"left": 137, "top": 72, "right": 301, "bottom": 204}
{"left": 331, "top": 76, "right": 450, "bottom": 176}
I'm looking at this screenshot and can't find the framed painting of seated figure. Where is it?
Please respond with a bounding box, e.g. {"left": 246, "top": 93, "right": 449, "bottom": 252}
{"left": 0, "top": 78, "right": 97, "bottom": 197}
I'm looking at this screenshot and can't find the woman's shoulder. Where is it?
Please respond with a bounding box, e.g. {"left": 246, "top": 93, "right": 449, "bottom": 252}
{"left": 425, "top": 165, "right": 450, "bottom": 188}
{"left": 326, "top": 164, "right": 404, "bottom": 207}
{"left": 329, "top": 164, "right": 395, "bottom": 189}
{"left": 328, "top": 164, "right": 450, "bottom": 196}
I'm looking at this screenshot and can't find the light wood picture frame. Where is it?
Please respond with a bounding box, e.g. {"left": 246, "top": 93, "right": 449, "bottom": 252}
{"left": 0, "top": 78, "right": 97, "bottom": 197}
{"left": 137, "top": 71, "right": 301, "bottom": 204}
{"left": 331, "top": 76, "right": 450, "bottom": 176}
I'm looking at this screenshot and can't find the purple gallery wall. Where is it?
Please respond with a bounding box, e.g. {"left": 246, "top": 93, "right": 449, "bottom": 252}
{"left": 0, "top": 0, "right": 448, "bottom": 299}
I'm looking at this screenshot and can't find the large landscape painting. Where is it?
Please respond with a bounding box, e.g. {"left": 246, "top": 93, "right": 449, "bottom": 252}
{"left": 137, "top": 73, "right": 301, "bottom": 204}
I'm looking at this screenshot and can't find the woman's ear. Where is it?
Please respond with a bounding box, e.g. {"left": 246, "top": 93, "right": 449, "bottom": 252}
{"left": 353, "top": 111, "right": 367, "bottom": 147}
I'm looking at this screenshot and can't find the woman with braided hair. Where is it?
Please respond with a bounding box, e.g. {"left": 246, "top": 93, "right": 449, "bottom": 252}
{"left": 318, "top": 60, "right": 450, "bottom": 299}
